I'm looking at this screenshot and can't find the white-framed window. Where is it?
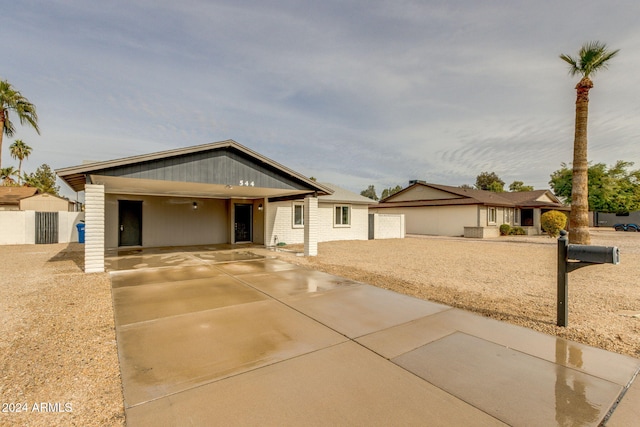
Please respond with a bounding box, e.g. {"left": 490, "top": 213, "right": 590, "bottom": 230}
{"left": 504, "top": 208, "right": 513, "bottom": 224}
{"left": 514, "top": 209, "right": 521, "bottom": 225}
{"left": 334, "top": 205, "right": 351, "bottom": 227}
{"left": 292, "top": 202, "right": 304, "bottom": 228}
{"left": 488, "top": 207, "right": 497, "bottom": 225}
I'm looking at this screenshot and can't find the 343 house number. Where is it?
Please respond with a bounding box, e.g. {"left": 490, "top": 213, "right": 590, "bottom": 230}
{"left": 239, "top": 180, "right": 255, "bottom": 187}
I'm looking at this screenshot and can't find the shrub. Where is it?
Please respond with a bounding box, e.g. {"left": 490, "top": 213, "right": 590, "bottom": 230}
{"left": 499, "top": 224, "right": 511, "bottom": 236}
{"left": 541, "top": 210, "right": 567, "bottom": 237}
{"left": 510, "top": 226, "right": 526, "bottom": 235}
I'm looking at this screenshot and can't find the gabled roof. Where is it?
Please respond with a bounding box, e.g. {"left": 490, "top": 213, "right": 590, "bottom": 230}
{"left": 56, "top": 140, "right": 332, "bottom": 199}
{"left": 319, "top": 183, "right": 377, "bottom": 205}
{"left": 377, "top": 182, "right": 566, "bottom": 209}
{"left": 0, "top": 187, "right": 39, "bottom": 205}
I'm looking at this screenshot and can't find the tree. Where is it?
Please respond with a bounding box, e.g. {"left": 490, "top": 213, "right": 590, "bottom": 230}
{"left": 380, "top": 185, "right": 402, "bottom": 200}
{"left": 549, "top": 161, "right": 640, "bottom": 214}
{"left": 509, "top": 181, "right": 534, "bottom": 192}
{"left": 475, "top": 172, "right": 504, "bottom": 192}
{"left": 459, "top": 184, "right": 474, "bottom": 189}
{"left": 23, "top": 164, "right": 59, "bottom": 195}
{"left": 0, "top": 166, "right": 18, "bottom": 185}
{"left": 9, "top": 139, "right": 32, "bottom": 184}
{"left": 560, "top": 41, "right": 619, "bottom": 244}
{"left": 360, "top": 185, "right": 378, "bottom": 201}
{"left": 0, "top": 80, "right": 39, "bottom": 169}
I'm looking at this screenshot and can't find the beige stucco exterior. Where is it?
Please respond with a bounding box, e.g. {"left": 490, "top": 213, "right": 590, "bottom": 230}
{"left": 389, "top": 185, "right": 463, "bottom": 202}
{"left": 370, "top": 205, "right": 477, "bottom": 236}
{"left": 20, "top": 193, "right": 72, "bottom": 212}
{"left": 105, "top": 194, "right": 230, "bottom": 249}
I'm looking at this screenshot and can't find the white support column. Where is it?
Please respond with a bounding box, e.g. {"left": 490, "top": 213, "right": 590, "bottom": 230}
{"left": 304, "top": 196, "right": 318, "bottom": 256}
{"left": 534, "top": 208, "right": 542, "bottom": 235}
{"left": 84, "top": 184, "right": 105, "bottom": 273}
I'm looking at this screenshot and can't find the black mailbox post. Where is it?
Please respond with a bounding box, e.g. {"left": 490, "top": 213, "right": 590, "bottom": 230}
{"left": 557, "top": 230, "right": 620, "bottom": 327}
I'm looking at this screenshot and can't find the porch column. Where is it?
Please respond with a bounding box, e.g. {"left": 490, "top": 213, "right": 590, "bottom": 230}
{"left": 534, "top": 208, "right": 542, "bottom": 235}
{"left": 304, "top": 196, "right": 318, "bottom": 256}
{"left": 84, "top": 184, "right": 105, "bottom": 273}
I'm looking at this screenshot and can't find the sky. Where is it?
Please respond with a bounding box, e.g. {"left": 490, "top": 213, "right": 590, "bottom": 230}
{"left": 3, "top": 0, "right": 640, "bottom": 199}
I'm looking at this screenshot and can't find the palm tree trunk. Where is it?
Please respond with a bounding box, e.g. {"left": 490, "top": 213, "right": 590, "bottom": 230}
{"left": 569, "top": 77, "right": 593, "bottom": 245}
{"left": 0, "top": 113, "right": 5, "bottom": 170}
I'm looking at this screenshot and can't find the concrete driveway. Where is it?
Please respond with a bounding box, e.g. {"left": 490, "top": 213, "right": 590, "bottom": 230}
{"left": 108, "top": 247, "right": 640, "bottom": 426}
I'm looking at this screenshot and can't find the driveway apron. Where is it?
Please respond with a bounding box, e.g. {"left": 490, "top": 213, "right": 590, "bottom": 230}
{"left": 108, "top": 248, "right": 640, "bottom": 426}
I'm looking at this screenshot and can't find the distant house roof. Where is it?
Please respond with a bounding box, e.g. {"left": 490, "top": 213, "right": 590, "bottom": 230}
{"left": 319, "top": 183, "right": 377, "bottom": 205}
{"left": 377, "top": 182, "right": 568, "bottom": 210}
{"left": 0, "top": 187, "right": 39, "bottom": 206}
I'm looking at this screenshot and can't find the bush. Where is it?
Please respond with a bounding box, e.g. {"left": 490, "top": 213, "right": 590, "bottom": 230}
{"left": 541, "top": 210, "right": 567, "bottom": 237}
{"left": 499, "top": 224, "right": 511, "bottom": 236}
{"left": 510, "top": 227, "right": 526, "bottom": 235}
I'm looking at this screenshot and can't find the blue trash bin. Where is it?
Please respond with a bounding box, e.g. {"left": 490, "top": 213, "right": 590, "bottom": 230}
{"left": 76, "top": 223, "right": 85, "bottom": 244}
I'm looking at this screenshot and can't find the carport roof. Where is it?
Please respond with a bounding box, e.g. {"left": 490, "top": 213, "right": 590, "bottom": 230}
{"left": 56, "top": 140, "right": 332, "bottom": 200}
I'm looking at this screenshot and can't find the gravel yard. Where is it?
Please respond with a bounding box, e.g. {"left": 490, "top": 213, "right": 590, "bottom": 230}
{"left": 1, "top": 229, "right": 638, "bottom": 426}
{"left": 0, "top": 244, "right": 124, "bottom": 427}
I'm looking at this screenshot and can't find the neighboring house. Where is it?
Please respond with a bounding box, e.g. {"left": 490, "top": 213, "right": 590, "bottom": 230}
{"left": 0, "top": 187, "right": 79, "bottom": 212}
{"left": 267, "top": 183, "right": 375, "bottom": 245}
{"left": 370, "top": 181, "right": 568, "bottom": 238}
{"left": 0, "top": 187, "right": 38, "bottom": 211}
{"left": 56, "top": 140, "right": 382, "bottom": 273}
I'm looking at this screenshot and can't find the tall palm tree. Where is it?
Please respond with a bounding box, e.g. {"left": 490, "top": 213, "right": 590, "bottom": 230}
{"left": 9, "top": 139, "right": 32, "bottom": 184}
{"left": 0, "top": 80, "right": 40, "bottom": 169}
{"left": 560, "top": 41, "right": 619, "bottom": 245}
{"left": 0, "top": 166, "right": 19, "bottom": 185}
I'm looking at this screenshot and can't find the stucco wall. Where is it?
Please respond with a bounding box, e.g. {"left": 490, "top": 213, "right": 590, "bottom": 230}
{"left": 105, "top": 194, "right": 229, "bottom": 248}
{"left": 0, "top": 211, "right": 83, "bottom": 245}
{"left": 266, "top": 200, "right": 369, "bottom": 245}
{"left": 372, "top": 205, "right": 477, "bottom": 236}
{"left": 20, "top": 194, "right": 70, "bottom": 212}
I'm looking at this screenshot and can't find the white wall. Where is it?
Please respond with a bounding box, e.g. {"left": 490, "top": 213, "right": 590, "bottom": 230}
{"left": 373, "top": 214, "right": 405, "bottom": 239}
{"left": 105, "top": 194, "right": 229, "bottom": 248}
{"left": 0, "top": 211, "right": 83, "bottom": 245}
{"left": 266, "top": 200, "right": 369, "bottom": 245}
{"left": 371, "top": 205, "right": 477, "bottom": 236}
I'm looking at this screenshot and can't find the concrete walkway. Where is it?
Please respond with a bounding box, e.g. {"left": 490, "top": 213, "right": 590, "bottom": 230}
{"left": 107, "top": 247, "right": 640, "bottom": 426}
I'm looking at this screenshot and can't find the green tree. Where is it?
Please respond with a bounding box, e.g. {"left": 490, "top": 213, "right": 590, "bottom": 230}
{"left": 509, "top": 181, "right": 534, "bottom": 192}
{"left": 9, "top": 139, "right": 32, "bottom": 184}
{"left": 475, "top": 172, "right": 504, "bottom": 192}
{"left": 0, "top": 80, "right": 39, "bottom": 169}
{"left": 560, "top": 41, "right": 619, "bottom": 244}
{"left": 0, "top": 166, "right": 19, "bottom": 185}
{"left": 360, "top": 185, "right": 378, "bottom": 201}
{"left": 549, "top": 161, "right": 640, "bottom": 214}
{"left": 23, "top": 164, "right": 59, "bottom": 195}
{"left": 381, "top": 185, "right": 402, "bottom": 200}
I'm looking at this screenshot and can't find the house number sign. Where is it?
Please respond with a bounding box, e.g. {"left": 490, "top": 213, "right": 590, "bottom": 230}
{"left": 239, "top": 180, "right": 255, "bottom": 187}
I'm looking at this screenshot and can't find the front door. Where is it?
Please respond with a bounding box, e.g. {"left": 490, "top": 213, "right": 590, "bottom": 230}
{"left": 234, "top": 204, "right": 252, "bottom": 242}
{"left": 119, "top": 200, "right": 143, "bottom": 246}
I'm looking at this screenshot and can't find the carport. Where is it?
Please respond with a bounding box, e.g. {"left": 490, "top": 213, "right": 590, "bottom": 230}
{"left": 56, "top": 140, "right": 331, "bottom": 272}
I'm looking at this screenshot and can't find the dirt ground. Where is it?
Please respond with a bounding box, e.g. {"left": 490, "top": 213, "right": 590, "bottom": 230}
{"left": 0, "top": 244, "right": 125, "bottom": 427}
{"left": 270, "top": 229, "right": 640, "bottom": 359}
{"left": 1, "top": 229, "right": 638, "bottom": 426}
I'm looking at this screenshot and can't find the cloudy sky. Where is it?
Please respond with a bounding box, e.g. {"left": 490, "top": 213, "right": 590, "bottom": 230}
{"left": 3, "top": 0, "right": 640, "bottom": 198}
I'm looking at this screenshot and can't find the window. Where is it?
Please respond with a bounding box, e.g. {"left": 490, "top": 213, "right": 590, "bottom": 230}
{"left": 504, "top": 208, "right": 513, "bottom": 224}
{"left": 293, "top": 202, "right": 304, "bottom": 228}
{"left": 488, "top": 207, "right": 497, "bottom": 225}
{"left": 514, "top": 209, "right": 521, "bottom": 225}
{"left": 334, "top": 205, "right": 350, "bottom": 227}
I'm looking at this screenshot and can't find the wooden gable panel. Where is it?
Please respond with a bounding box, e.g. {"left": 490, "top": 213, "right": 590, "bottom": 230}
{"left": 96, "top": 148, "right": 307, "bottom": 190}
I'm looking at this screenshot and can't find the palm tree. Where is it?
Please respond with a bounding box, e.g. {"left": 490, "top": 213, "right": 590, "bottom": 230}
{"left": 9, "top": 139, "right": 32, "bottom": 184}
{"left": 560, "top": 41, "right": 619, "bottom": 245}
{"left": 0, "top": 80, "right": 40, "bottom": 169}
{"left": 0, "top": 166, "right": 19, "bottom": 185}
